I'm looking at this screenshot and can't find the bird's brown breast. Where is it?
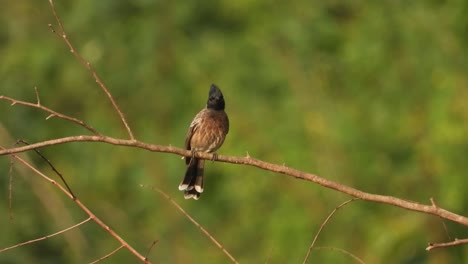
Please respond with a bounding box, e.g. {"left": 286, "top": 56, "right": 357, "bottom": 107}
{"left": 189, "top": 109, "right": 229, "bottom": 153}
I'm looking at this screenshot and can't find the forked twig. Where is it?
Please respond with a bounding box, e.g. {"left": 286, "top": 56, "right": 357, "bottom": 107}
{"left": 142, "top": 185, "right": 238, "bottom": 264}
{"left": 47, "top": 0, "right": 134, "bottom": 140}
{"left": 0, "top": 94, "right": 100, "bottom": 135}
{"left": 303, "top": 198, "right": 359, "bottom": 264}
{"left": 17, "top": 139, "right": 76, "bottom": 198}
{"left": 426, "top": 238, "right": 468, "bottom": 251}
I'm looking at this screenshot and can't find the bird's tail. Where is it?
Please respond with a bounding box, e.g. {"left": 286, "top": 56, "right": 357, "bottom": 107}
{"left": 179, "top": 158, "right": 204, "bottom": 200}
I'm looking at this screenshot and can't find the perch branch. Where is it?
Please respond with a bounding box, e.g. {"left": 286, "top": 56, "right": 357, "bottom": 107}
{"left": 0, "top": 136, "right": 466, "bottom": 228}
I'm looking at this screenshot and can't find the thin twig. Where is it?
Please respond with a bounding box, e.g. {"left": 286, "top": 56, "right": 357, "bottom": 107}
{"left": 0, "top": 95, "right": 100, "bottom": 135}
{"left": 3, "top": 148, "right": 73, "bottom": 198}
{"left": 1, "top": 136, "right": 466, "bottom": 228}
{"left": 144, "top": 240, "right": 159, "bottom": 262}
{"left": 88, "top": 245, "right": 125, "bottom": 264}
{"left": 142, "top": 185, "right": 239, "bottom": 264}
{"left": 47, "top": 0, "right": 134, "bottom": 140}
{"left": 314, "top": 246, "right": 366, "bottom": 264}
{"left": 17, "top": 139, "right": 76, "bottom": 198}
{"left": 426, "top": 238, "right": 468, "bottom": 251}
{"left": 303, "top": 198, "right": 359, "bottom": 264}
{"left": 0, "top": 217, "right": 92, "bottom": 253}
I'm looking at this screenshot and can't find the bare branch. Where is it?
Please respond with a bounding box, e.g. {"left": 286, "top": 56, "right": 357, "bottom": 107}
{"left": 0, "top": 217, "right": 92, "bottom": 253}
{"left": 426, "top": 238, "right": 468, "bottom": 251}
{"left": 0, "top": 95, "right": 100, "bottom": 135}
{"left": 47, "top": 0, "right": 134, "bottom": 140}
{"left": 1, "top": 136, "right": 467, "bottom": 227}
{"left": 143, "top": 185, "right": 238, "bottom": 264}
{"left": 303, "top": 198, "right": 359, "bottom": 264}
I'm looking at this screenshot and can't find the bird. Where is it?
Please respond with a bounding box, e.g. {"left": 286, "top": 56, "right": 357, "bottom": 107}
{"left": 179, "top": 84, "right": 229, "bottom": 200}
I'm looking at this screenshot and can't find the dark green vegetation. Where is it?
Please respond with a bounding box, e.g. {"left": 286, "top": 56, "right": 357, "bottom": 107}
{"left": 1, "top": 1, "right": 467, "bottom": 263}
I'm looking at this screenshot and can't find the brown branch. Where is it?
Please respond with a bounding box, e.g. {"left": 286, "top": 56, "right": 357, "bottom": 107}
{"left": 0, "top": 94, "right": 100, "bottom": 135}
{"left": 47, "top": 0, "right": 134, "bottom": 140}
{"left": 426, "top": 238, "right": 468, "bottom": 251}
{"left": 3, "top": 147, "right": 150, "bottom": 263}
{"left": 1, "top": 135, "right": 467, "bottom": 228}
{"left": 0, "top": 217, "right": 92, "bottom": 253}
{"left": 143, "top": 185, "right": 238, "bottom": 264}
{"left": 303, "top": 198, "right": 359, "bottom": 264}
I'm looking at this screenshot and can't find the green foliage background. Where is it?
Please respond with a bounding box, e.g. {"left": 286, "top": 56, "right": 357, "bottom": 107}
{"left": 1, "top": 1, "right": 467, "bottom": 263}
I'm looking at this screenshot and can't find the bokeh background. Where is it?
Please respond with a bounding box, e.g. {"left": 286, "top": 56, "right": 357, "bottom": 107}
{"left": 1, "top": 1, "right": 468, "bottom": 263}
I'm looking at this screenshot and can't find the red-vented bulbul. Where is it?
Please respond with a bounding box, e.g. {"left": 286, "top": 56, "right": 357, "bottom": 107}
{"left": 179, "top": 84, "right": 229, "bottom": 200}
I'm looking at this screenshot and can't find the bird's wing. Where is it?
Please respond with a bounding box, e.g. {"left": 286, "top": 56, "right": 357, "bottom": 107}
{"left": 185, "top": 110, "right": 203, "bottom": 150}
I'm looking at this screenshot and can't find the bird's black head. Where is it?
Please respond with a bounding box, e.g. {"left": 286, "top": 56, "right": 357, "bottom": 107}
{"left": 206, "top": 84, "right": 225, "bottom": 110}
